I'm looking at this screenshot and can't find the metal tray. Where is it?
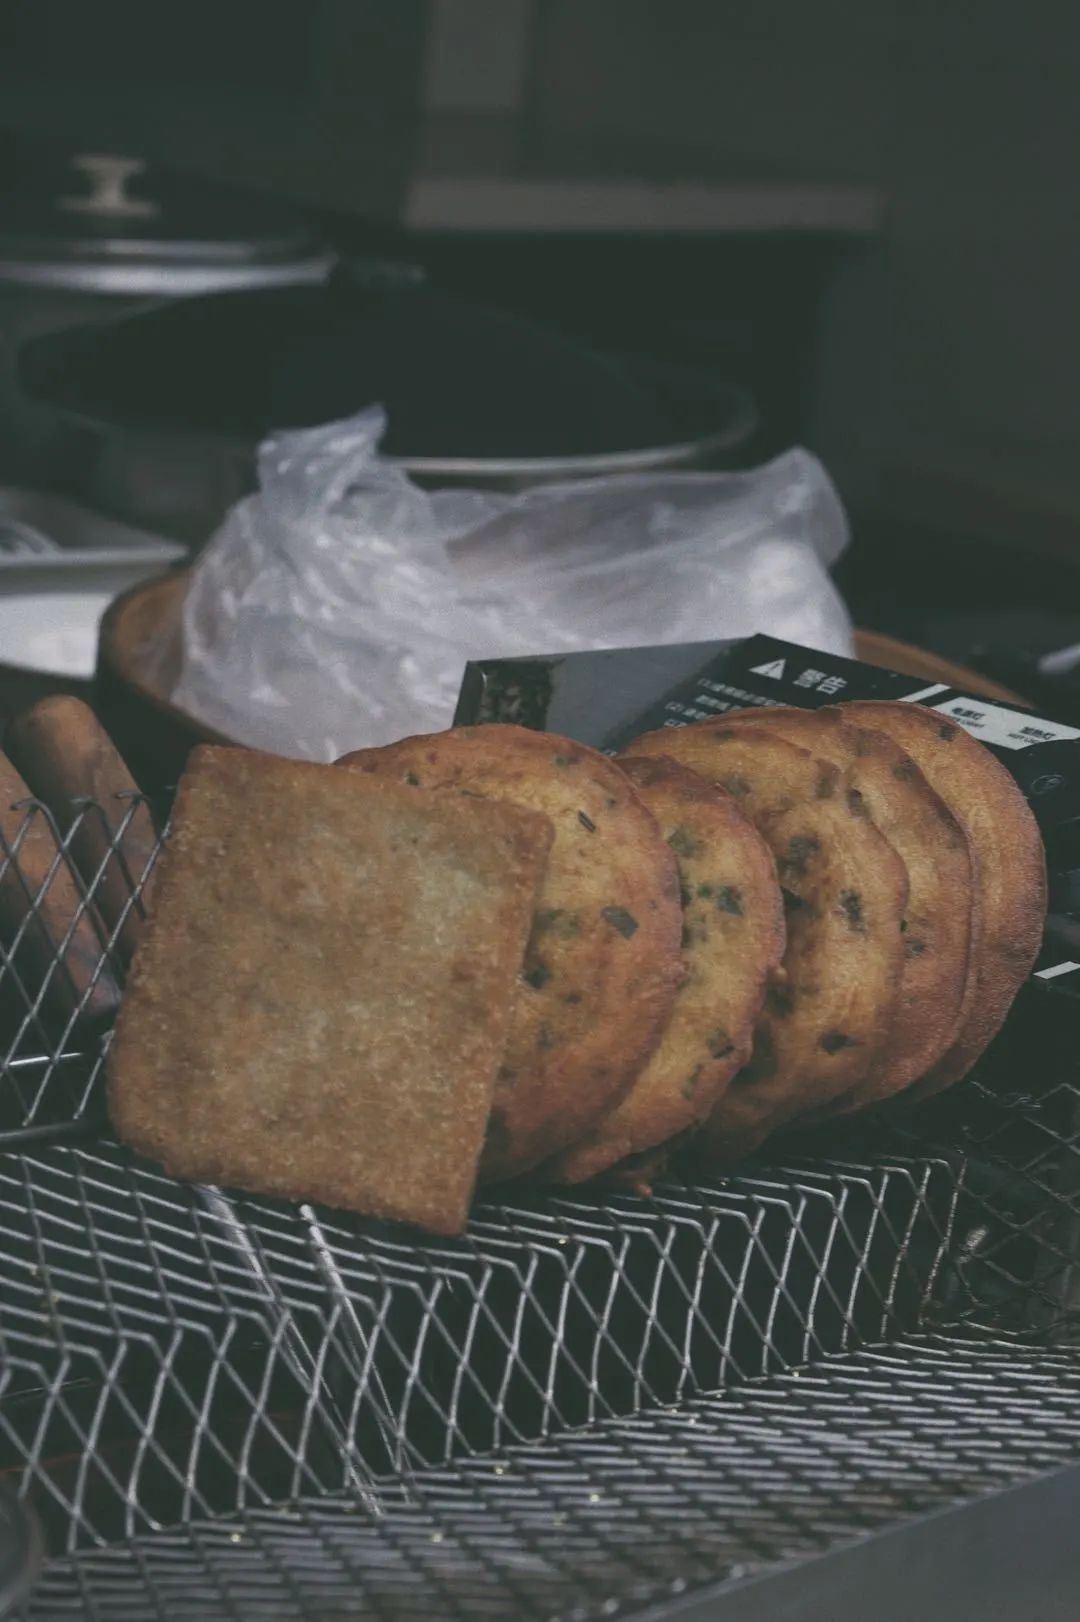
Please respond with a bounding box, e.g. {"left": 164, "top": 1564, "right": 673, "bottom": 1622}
{"left": 2, "top": 795, "right": 1080, "bottom": 1619}
{"left": 0, "top": 491, "right": 184, "bottom": 679}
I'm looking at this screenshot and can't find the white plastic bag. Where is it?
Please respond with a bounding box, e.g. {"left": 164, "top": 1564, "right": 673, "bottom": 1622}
{"left": 172, "top": 408, "right": 853, "bottom": 761}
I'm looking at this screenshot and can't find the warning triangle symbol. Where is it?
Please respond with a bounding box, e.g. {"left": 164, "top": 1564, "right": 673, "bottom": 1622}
{"left": 750, "top": 658, "right": 786, "bottom": 679}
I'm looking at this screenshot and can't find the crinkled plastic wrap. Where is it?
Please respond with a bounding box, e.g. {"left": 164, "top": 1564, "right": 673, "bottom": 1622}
{"left": 172, "top": 409, "right": 853, "bottom": 761}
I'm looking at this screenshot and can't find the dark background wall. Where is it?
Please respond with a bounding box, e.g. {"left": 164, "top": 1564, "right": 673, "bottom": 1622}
{"left": 517, "top": 0, "right": 1080, "bottom": 516}
{"left": 3, "top": 0, "right": 1078, "bottom": 528}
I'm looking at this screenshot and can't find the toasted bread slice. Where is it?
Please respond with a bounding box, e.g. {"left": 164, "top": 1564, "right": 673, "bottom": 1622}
{"left": 713, "top": 706, "right": 974, "bottom": 1106}
{"left": 108, "top": 746, "right": 553, "bottom": 1235}
{"left": 837, "top": 701, "right": 1046, "bottom": 1093}
{"left": 628, "top": 722, "right": 908, "bottom": 1160}
{"left": 338, "top": 725, "right": 683, "bottom": 1181}
{"left": 544, "top": 754, "right": 784, "bottom": 1185}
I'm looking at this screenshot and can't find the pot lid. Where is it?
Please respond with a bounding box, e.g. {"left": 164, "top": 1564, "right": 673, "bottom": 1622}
{"left": 0, "top": 141, "right": 332, "bottom": 293}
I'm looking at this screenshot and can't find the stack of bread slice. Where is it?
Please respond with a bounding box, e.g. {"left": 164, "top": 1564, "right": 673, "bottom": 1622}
{"left": 108, "top": 702, "right": 1046, "bottom": 1233}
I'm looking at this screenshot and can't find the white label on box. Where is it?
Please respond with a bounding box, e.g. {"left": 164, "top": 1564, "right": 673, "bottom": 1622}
{"left": 899, "top": 683, "right": 949, "bottom": 703}
{"left": 929, "top": 697, "right": 1080, "bottom": 750}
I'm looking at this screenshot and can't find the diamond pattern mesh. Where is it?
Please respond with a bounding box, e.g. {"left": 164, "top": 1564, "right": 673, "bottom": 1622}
{"left": 0, "top": 796, "right": 1078, "bottom": 1618}
{"left": 22, "top": 1340, "right": 1080, "bottom": 1621}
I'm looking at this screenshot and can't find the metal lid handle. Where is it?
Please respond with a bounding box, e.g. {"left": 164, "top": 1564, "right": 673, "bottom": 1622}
{"left": 59, "top": 154, "right": 159, "bottom": 220}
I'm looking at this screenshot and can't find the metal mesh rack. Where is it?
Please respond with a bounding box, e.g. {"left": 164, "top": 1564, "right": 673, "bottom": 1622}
{"left": 0, "top": 797, "right": 160, "bottom": 1141}
{"left": 22, "top": 1341, "right": 1080, "bottom": 1621}
{"left": 3, "top": 796, "right": 1080, "bottom": 1618}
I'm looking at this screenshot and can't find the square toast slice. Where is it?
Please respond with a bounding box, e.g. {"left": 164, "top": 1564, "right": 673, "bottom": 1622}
{"left": 108, "top": 747, "right": 553, "bottom": 1234}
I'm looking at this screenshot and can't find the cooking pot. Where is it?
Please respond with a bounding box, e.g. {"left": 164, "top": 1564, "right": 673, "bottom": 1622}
{"left": 18, "top": 261, "right": 757, "bottom": 546}
{"left": 0, "top": 136, "right": 333, "bottom": 486}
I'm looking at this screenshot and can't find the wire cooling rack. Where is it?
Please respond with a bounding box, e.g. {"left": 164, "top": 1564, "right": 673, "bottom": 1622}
{"left": 2, "top": 794, "right": 1080, "bottom": 1619}
{"left": 0, "top": 796, "right": 159, "bottom": 1142}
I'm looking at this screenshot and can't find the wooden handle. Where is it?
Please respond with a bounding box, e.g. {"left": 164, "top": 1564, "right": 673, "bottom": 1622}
{"left": 0, "top": 750, "right": 119, "bottom": 1030}
{"left": 4, "top": 697, "right": 159, "bottom": 966}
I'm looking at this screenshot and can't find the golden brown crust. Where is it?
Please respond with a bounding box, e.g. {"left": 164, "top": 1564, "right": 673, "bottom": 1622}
{"left": 628, "top": 722, "right": 839, "bottom": 817}
{"left": 108, "top": 746, "right": 553, "bottom": 1236}
{"left": 628, "top": 722, "right": 908, "bottom": 1160}
{"left": 338, "top": 725, "right": 684, "bottom": 1180}
{"left": 543, "top": 754, "right": 784, "bottom": 1185}
{"left": 836, "top": 700, "right": 1046, "bottom": 1093}
{"left": 711, "top": 706, "right": 974, "bottom": 1106}
{"left": 705, "top": 795, "right": 907, "bottom": 1161}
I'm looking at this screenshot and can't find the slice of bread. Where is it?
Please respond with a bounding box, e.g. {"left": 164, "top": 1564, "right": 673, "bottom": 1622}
{"left": 339, "top": 725, "right": 684, "bottom": 1181}
{"left": 108, "top": 746, "right": 553, "bottom": 1235}
{"left": 628, "top": 722, "right": 908, "bottom": 1161}
{"left": 545, "top": 754, "right": 784, "bottom": 1186}
{"left": 838, "top": 700, "right": 1046, "bottom": 1094}
{"left": 713, "top": 706, "right": 974, "bottom": 1109}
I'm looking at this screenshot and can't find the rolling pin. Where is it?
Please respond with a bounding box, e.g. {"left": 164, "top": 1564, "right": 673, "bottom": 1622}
{"left": 0, "top": 750, "right": 119, "bottom": 1029}
{"left": 4, "top": 697, "right": 160, "bottom": 968}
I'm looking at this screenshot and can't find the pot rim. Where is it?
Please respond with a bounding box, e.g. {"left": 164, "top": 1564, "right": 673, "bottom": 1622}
{"left": 396, "top": 411, "right": 757, "bottom": 479}
{"left": 26, "top": 384, "right": 759, "bottom": 477}
{"left": 0, "top": 252, "right": 336, "bottom": 296}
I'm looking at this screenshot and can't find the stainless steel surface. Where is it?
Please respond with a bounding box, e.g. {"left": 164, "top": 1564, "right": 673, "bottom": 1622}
{"left": 0, "top": 492, "right": 184, "bottom": 678}
{"left": 0, "top": 488, "right": 183, "bottom": 570}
